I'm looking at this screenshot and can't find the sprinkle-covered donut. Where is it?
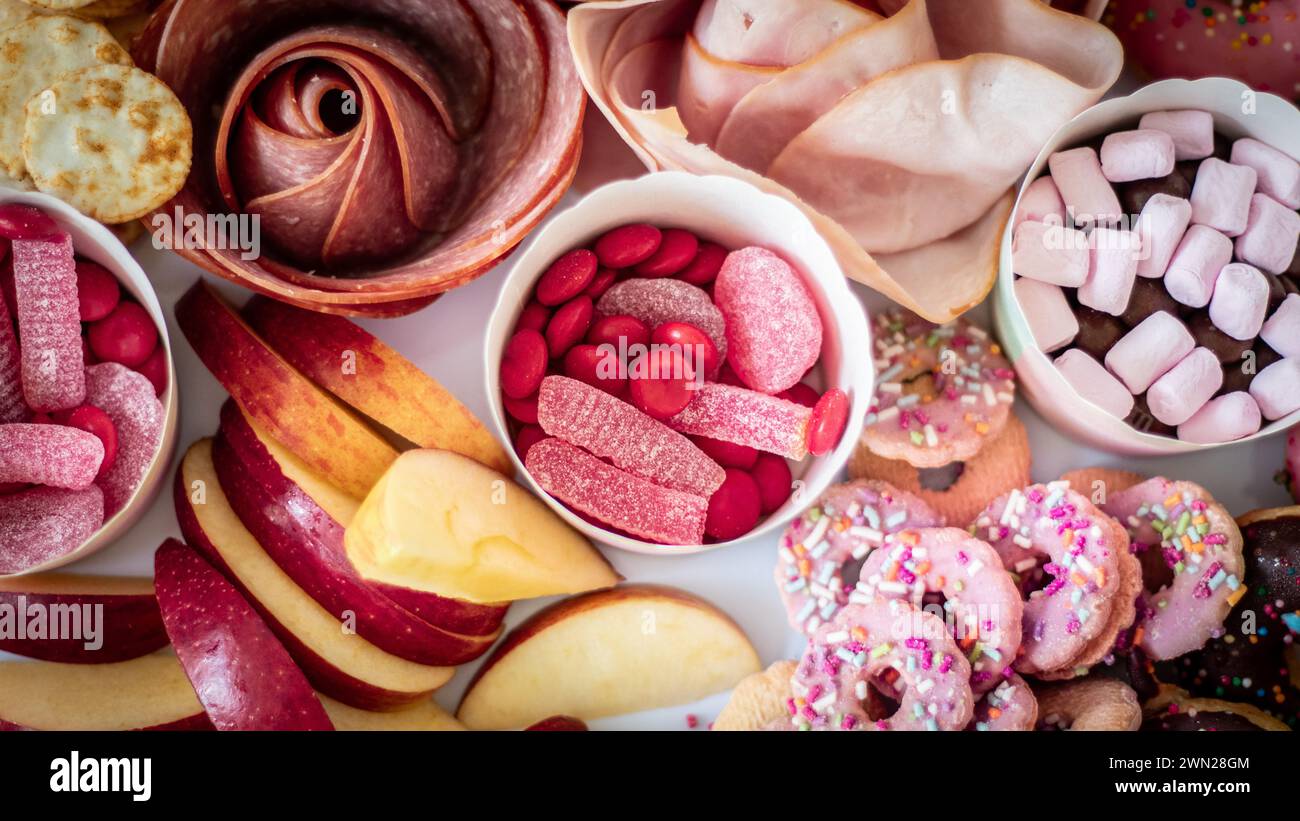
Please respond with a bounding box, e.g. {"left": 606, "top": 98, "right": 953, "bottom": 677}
{"left": 862, "top": 309, "right": 1016, "bottom": 469}
{"left": 974, "top": 482, "right": 1136, "bottom": 677}
{"left": 1035, "top": 678, "right": 1142, "bottom": 731}
{"left": 968, "top": 672, "right": 1039, "bottom": 731}
{"left": 1143, "top": 687, "right": 1291, "bottom": 731}
{"left": 857, "top": 527, "right": 1023, "bottom": 691}
{"left": 775, "top": 480, "right": 944, "bottom": 636}
{"left": 782, "top": 600, "right": 974, "bottom": 731}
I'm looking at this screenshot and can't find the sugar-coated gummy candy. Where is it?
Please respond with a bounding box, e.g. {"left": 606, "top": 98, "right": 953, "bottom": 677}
{"left": 0, "top": 423, "right": 104, "bottom": 489}
{"left": 0, "top": 485, "right": 104, "bottom": 574}
{"left": 667, "top": 382, "right": 811, "bottom": 460}
{"left": 84, "top": 363, "right": 164, "bottom": 516}
{"left": 596, "top": 278, "right": 727, "bottom": 365}
{"left": 0, "top": 291, "right": 24, "bottom": 423}
{"left": 12, "top": 237, "right": 85, "bottom": 412}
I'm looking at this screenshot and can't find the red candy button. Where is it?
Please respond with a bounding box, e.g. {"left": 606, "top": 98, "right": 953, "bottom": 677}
{"left": 806, "top": 388, "right": 849, "bottom": 456}
{"left": 584, "top": 267, "right": 617, "bottom": 299}
{"left": 691, "top": 435, "right": 758, "bottom": 470}
{"left": 628, "top": 346, "right": 695, "bottom": 420}
{"left": 594, "top": 223, "right": 661, "bottom": 268}
{"left": 0, "top": 204, "right": 64, "bottom": 242}
{"left": 500, "top": 329, "right": 548, "bottom": 399}
{"left": 517, "top": 301, "right": 551, "bottom": 333}
{"left": 651, "top": 321, "right": 719, "bottom": 378}
{"left": 749, "top": 453, "right": 793, "bottom": 514}
{"left": 53, "top": 404, "right": 119, "bottom": 478}
{"left": 705, "top": 468, "right": 762, "bottom": 541}
{"left": 677, "top": 241, "right": 727, "bottom": 286}
{"left": 587, "top": 314, "right": 649, "bottom": 350}
{"left": 75, "top": 259, "right": 120, "bottom": 322}
{"left": 503, "top": 392, "right": 540, "bottom": 425}
{"left": 87, "top": 301, "right": 158, "bottom": 367}
{"left": 544, "top": 295, "right": 594, "bottom": 359}
{"left": 635, "top": 228, "right": 698, "bottom": 277}
{"left": 136, "top": 344, "right": 168, "bottom": 396}
{"left": 513, "top": 425, "right": 550, "bottom": 459}
{"left": 536, "top": 249, "right": 597, "bottom": 306}
{"left": 563, "top": 343, "right": 626, "bottom": 396}
{"left": 779, "top": 382, "right": 820, "bottom": 408}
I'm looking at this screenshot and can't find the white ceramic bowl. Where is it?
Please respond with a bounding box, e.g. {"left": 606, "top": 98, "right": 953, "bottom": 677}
{"left": 1, "top": 189, "right": 179, "bottom": 574}
{"left": 994, "top": 78, "right": 1300, "bottom": 456}
{"left": 484, "top": 172, "right": 873, "bottom": 555}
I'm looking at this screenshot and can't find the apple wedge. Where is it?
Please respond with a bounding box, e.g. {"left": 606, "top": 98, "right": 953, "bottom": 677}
{"left": 174, "top": 281, "right": 397, "bottom": 499}
{"left": 0, "top": 574, "right": 166, "bottom": 664}
{"left": 0, "top": 653, "right": 211, "bottom": 731}
{"left": 243, "top": 296, "right": 512, "bottom": 475}
{"left": 345, "top": 449, "right": 620, "bottom": 604}
{"left": 456, "top": 585, "right": 761, "bottom": 729}
{"left": 176, "top": 439, "right": 454, "bottom": 709}
{"left": 319, "top": 695, "right": 464, "bottom": 731}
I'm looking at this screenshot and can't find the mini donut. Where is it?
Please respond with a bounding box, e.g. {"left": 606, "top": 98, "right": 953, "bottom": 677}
{"left": 1144, "top": 686, "right": 1291, "bottom": 732}
{"left": 973, "top": 482, "right": 1137, "bottom": 678}
{"left": 862, "top": 308, "right": 1017, "bottom": 469}
{"left": 713, "top": 660, "right": 797, "bottom": 731}
{"left": 1283, "top": 425, "right": 1298, "bottom": 504}
{"left": 781, "top": 599, "right": 974, "bottom": 731}
{"left": 1034, "top": 678, "right": 1142, "bottom": 731}
{"left": 968, "top": 672, "right": 1038, "bottom": 731}
{"left": 856, "top": 527, "right": 1023, "bottom": 692}
{"left": 775, "top": 480, "right": 944, "bottom": 636}
{"left": 849, "top": 414, "right": 1032, "bottom": 527}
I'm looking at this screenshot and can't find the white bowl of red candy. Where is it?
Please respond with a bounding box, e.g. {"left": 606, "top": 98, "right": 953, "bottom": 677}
{"left": 486, "top": 172, "right": 873, "bottom": 554}
{"left": 1, "top": 191, "right": 177, "bottom": 575}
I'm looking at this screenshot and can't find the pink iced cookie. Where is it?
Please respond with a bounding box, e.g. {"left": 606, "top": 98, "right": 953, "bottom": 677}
{"left": 1177, "top": 392, "right": 1262, "bottom": 444}
{"left": 1054, "top": 349, "right": 1134, "bottom": 419}
{"left": 0, "top": 485, "right": 104, "bottom": 574}
{"left": 1012, "top": 221, "right": 1089, "bottom": 286}
{"left": 1261, "top": 293, "right": 1300, "bottom": 359}
{"left": 1135, "top": 194, "right": 1191, "bottom": 278}
{"left": 862, "top": 309, "right": 1016, "bottom": 468}
{"left": 968, "top": 672, "right": 1037, "bottom": 731}
{"left": 667, "top": 382, "right": 810, "bottom": 460}
{"left": 1165, "top": 224, "right": 1233, "bottom": 308}
{"left": 857, "top": 527, "right": 1023, "bottom": 692}
{"left": 12, "top": 237, "right": 84, "bottom": 412}
{"left": 782, "top": 599, "right": 974, "bottom": 731}
{"left": 524, "top": 437, "right": 707, "bottom": 545}
{"left": 0, "top": 292, "right": 24, "bottom": 423}
{"left": 1013, "top": 176, "right": 1066, "bottom": 228}
{"left": 595, "top": 278, "right": 727, "bottom": 372}
{"left": 775, "top": 479, "right": 944, "bottom": 636}
{"left": 1099, "top": 129, "right": 1175, "bottom": 183}
{"left": 1209, "top": 263, "right": 1270, "bottom": 341}
{"left": 1146, "top": 347, "right": 1221, "bottom": 427}
{"left": 537, "top": 375, "right": 724, "bottom": 497}
{"left": 1078, "top": 227, "right": 1140, "bottom": 315}
{"left": 713, "top": 247, "right": 821, "bottom": 394}
{"left": 1235, "top": 194, "right": 1300, "bottom": 275}
{"left": 1099, "top": 478, "right": 1244, "bottom": 660}
{"left": 1014, "top": 277, "right": 1078, "bottom": 353}
{"left": 1138, "top": 110, "right": 1214, "bottom": 161}
{"left": 0, "top": 423, "right": 104, "bottom": 490}
{"left": 84, "top": 363, "right": 164, "bottom": 516}
{"left": 1189, "top": 158, "right": 1256, "bottom": 237}
{"left": 1104, "top": 311, "right": 1194, "bottom": 394}
{"left": 1047, "top": 146, "right": 1122, "bottom": 225}
{"left": 1230, "top": 138, "right": 1300, "bottom": 209}
{"left": 1249, "top": 357, "right": 1300, "bottom": 420}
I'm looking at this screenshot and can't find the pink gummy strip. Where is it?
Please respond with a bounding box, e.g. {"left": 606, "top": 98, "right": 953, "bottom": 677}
{"left": 0, "top": 423, "right": 104, "bottom": 489}
{"left": 668, "top": 382, "right": 811, "bottom": 460}
{"left": 85, "top": 363, "right": 165, "bottom": 517}
{"left": 0, "top": 485, "right": 104, "bottom": 574}
{"left": 0, "top": 291, "right": 25, "bottom": 423}
{"left": 12, "top": 237, "right": 85, "bottom": 412}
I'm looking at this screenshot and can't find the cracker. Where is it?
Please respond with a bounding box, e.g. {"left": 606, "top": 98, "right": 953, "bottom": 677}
{"left": 22, "top": 62, "right": 192, "bottom": 224}
{"left": 0, "top": 0, "right": 37, "bottom": 33}
{"left": 18, "top": 0, "right": 101, "bottom": 10}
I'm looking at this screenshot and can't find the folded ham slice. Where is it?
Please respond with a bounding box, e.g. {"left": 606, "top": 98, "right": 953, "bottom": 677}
{"left": 568, "top": 0, "right": 1122, "bottom": 321}
{"left": 135, "top": 0, "right": 584, "bottom": 317}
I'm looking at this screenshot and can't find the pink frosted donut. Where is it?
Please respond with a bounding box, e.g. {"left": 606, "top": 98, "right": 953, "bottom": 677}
{"left": 781, "top": 599, "right": 974, "bottom": 731}
{"left": 1099, "top": 477, "right": 1245, "bottom": 660}
{"left": 1286, "top": 425, "right": 1299, "bottom": 503}
{"left": 968, "top": 672, "right": 1038, "bottom": 731}
{"left": 973, "top": 483, "right": 1132, "bottom": 676}
{"left": 856, "top": 527, "right": 1023, "bottom": 692}
{"left": 775, "top": 480, "right": 944, "bottom": 636}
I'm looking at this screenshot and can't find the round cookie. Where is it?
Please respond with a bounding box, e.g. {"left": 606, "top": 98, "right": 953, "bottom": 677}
{"left": 968, "top": 672, "right": 1038, "bottom": 731}
{"left": 1144, "top": 686, "right": 1291, "bottom": 731}
{"left": 1035, "top": 678, "right": 1142, "bottom": 730}
{"left": 712, "top": 660, "right": 797, "bottom": 731}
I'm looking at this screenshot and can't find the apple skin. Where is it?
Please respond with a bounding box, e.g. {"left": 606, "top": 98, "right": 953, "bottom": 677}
{"left": 365, "top": 578, "right": 508, "bottom": 638}
{"left": 212, "top": 401, "right": 499, "bottom": 665}
{"left": 525, "top": 716, "right": 589, "bottom": 731}
{"left": 0, "top": 575, "right": 167, "bottom": 664}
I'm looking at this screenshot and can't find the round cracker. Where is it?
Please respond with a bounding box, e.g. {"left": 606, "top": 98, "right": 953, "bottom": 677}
{"left": 23, "top": 62, "right": 191, "bottom": 224}
{"left": 0, "top": 0, "right": 38, "bottom": 33}
{"left": 0, "top": 14, "right": 130, "bottom": 179}
{"left": 18, "top": 0, "right": 101, "bottom": 10}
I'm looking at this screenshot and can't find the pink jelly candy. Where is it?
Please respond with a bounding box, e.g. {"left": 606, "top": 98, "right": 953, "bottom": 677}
{"left": 0, "top": 485, "right": 104, "bottom": 574}
{"left": 525, "top": 438, "right": 708, "bottom": 545}
{"left": 12, "top": 237, "right": 85, "bottom": 412}
{"left": 0, "top": 291, "right": 25, "bottom": 423}
{"left": 596, "top": 278, "right": 727, "bottom": 365}
{"left": 713, "top": 247, "right": 822, "bottom": 394}
{"left": 537, "top": 376, "right": 725, "bottom": 497}
{"left": 84, "top": 363, "right": 164, "bottom": 516}
{"left": 667, "top": 382, "right": 811, "bottom": 460}
{"left": 0, "top": 423, "right": 104, "bottom": 490}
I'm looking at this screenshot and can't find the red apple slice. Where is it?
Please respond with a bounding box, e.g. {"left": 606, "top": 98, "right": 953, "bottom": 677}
{"left": 0, "top": 574, "right": 166, "bottom": 663}
{"left": 319, "top": 695, "right": 464, "bottom": 731}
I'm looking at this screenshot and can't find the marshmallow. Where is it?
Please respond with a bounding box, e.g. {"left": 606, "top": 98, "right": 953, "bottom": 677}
{"left": 1249, "top": 357, "right": 1300, "bottom": 420}
{"left": 1230, "top": 137, "right": 1300, "bottom": 209}
{"left": 1055, "top": 348, "right": 1135, "bottom": 419}
{"left": 1015, "top": 277, "right": 1078, "bottom": 353}
{"left": 1105, "top": 310, "right": 1195, "bottom": 394}
{"left": 1138, "top": 110, "right": 1215, "bottom": 161}
{"left": 1190, "top": 158, "right": 1257, "bottom": 236}
{"left": 1209, "top": 262, "right": 1270, "bottom": 341}
{"left": 1135, "top": 194, "right": 1192, "bottom": 278}
{"left": 1100, "top": 129, "right": 1176, "bottom": 183}
{"left": 1078, "top": 227, "right": 1140, "bottom": 316}
{"left": 1014, "top": 176, "right": 1067, "bottom": 228}
{"left": 1165, "top": 224, "right": 1233, "bottom": 308}
{"left": 1261, "top": 293, "right": 1300, "bottom": 359}
{"left": 1177, "top": 392, "right": 1263, "bottom": 444}
{"left": 1047, "top": 147, "right": 1122, "bottom": 225}
{"left": 1012, "top": 220, "right": 1089, "bottom": 286}
{"left": 1146, "top": 347, "right": 1222, "bottom": 426}
{"left": 1235, "top": 193, "right": 1300, "bottom": 275}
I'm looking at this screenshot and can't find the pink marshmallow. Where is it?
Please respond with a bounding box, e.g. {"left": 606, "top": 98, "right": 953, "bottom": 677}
{"left": 1249, "top": 357, "right": 1300, "bottom": 420}
{"left": 1014, "top": 277, "right": 1078, "bottom": 353}
{"left": 1078, "top": 227, "right": 1140, "bottom": 316}
{"left": 1235, "top": 193, "right": 1300, "bottom": 275}
{"left": 1054, "top": 348, "right": 1134, "bottom": 419}
{"left": 1209, "top": 262, "right": 1270, "bottom": 341}
{"left": 1138, "top": 110, "right": 1215, "bottom": 161}
{"left": 1104, "top": 311, "right": 1195, "bottom": 394}
{"left": 1230, "top": 137, "right": 1300, "bottom": 209}
{"left": 1260, "top": 293, "right": 1300, "bottom": 359}
{"left": 1135, "top": 194, "right": 1192, "bottom": 278}
{"left": 1014, "top": 176, "right": 1067, "bottom": 228}
{"left": 1146, "top": 347, "right": 1222, "bottom": 426}
{"left": 1164, "top": 224, "right": 1233, "bottom": 308}
{"left": 1176, "top": 392, "right": 1263, "bottom": 444}
{"left": 1047, "top": 147, "right": 1122, "bottom": 225}
{"left": 1011, "top": 220, "right": 1089, "bottom": 286}
{"left": 1189, "top": 158, "right": 1257, "bottom": 236}
{"left": 1100, "top": 129, "right": 1176, "bottom": 183}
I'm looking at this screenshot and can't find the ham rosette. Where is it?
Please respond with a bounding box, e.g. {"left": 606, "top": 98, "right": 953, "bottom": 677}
{"left": 568, "top": 0, "right": 1122, "bottom": 322}
{"left": 135, "top": 0, "right": 584, "bottom": 316}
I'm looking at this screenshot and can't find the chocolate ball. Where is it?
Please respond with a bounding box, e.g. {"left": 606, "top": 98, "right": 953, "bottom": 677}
{"left": 1187, "top": 311, "right": 1252, "bottom": 364}
{"left": 1118, "top": 171, "right": 1190, "bottom": 217}
{"left": 1121, "top": 277, "right": 1183, "bottom": 328}
{"left": 1073, "top": 306, "right": 1127, "bottom": 358}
